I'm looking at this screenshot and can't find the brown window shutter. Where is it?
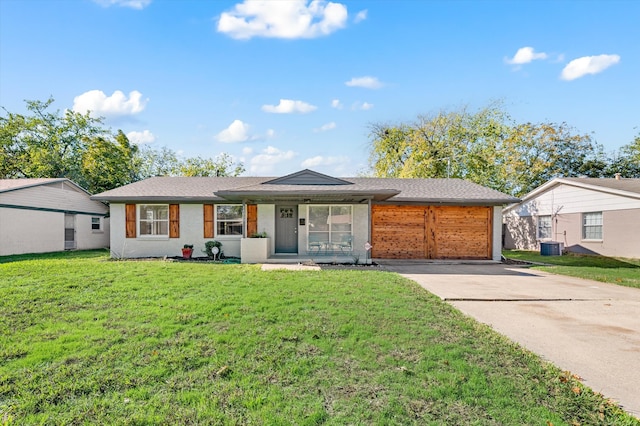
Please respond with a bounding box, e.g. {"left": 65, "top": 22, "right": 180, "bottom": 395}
{"left": 203, "top": 204, "right": 214, "bottom": 238}
{"left": 169, "top": 204, "right": 180, "bottom": 238}
{"left": 125, "top": 204, "right": 136, "bottom": 238}
{"left": 247, "top": 204, "right": 257, "bottom": 237}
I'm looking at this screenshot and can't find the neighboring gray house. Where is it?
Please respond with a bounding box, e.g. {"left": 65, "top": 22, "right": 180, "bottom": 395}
{"left": 0, "top": 178, "right": 110, "bottom": 256}
{"left": 92, "top": 169, "right": 518, "bottom": 263}
{"left": 504, "top": 177, "right": 640, "bottom": 259}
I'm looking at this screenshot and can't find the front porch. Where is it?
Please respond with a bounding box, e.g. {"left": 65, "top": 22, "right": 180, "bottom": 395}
{"left": 263, "top": 252, "right": 373, "bottom": 264}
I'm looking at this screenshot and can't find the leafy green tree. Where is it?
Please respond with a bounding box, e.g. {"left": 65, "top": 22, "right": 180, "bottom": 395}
{"left": 607, "top": 133, "right": 640, "bottom": 178}
{"left": 132, "top": 145, "right": 180, "bottom": 179}
{"left": 0, "top": 109, "right": 28, "bottom": 178}
{"left": 2, "top": 98, "right": 245, "bottom": 191}
{"left": 82, "top": 131, "right": 139, "bottom": 193}
{"left": 367, "top": 123, "right": 412, "bottom": 178}
{"left": 176, "top": 153, "right": 245, "bottom": 177}
{"left": 498, "top": 121, "right": 601, "bottom": 195}
{"left": 367, "top": 103, "right": 604, "bottom": 197}
{"left": 0, "top": 97, "right": 107, "bottom": 182}
{"left": 133, "top": 147, "right": 244, "bottom": 178}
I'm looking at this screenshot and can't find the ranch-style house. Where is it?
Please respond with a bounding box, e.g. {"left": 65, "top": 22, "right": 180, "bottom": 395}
{"left": 92, "top": 169, "right": 519, "bottom": 263}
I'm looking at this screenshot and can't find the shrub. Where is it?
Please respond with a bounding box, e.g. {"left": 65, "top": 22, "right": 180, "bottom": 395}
{"left": 204, "top": 240, "right": 223, "bottom": 259}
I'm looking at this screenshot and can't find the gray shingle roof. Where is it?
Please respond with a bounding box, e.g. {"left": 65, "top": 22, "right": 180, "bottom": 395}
{"left": 561, "top": 177, "right": 640, "bottom": 195}
{"left": 0, "top": 178, "right": 73, "bottom": 193}
{"left": 92, "top": 174, "right": 519, "bottom": 205}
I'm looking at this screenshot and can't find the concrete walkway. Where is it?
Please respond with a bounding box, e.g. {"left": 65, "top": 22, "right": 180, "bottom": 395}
{"left": 378, "top": 262, "right": 640, "bottom": 418}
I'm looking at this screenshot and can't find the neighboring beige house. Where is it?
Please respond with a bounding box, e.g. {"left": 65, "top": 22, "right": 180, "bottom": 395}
{"left": 92, "top": 169, "right": 519, "bottom": 263}
{"left": 503, "top": 177, "right": 640, "bottom": 259}
{"left": 0, "top": 178, "right": 110, "bottom": 256}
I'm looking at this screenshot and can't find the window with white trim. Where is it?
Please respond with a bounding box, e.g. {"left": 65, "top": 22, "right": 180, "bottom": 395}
{"left": 537, "top": 215, "right": 552, "bottom": 239}
{"left": 216, "top": 205, "right": 243, "bottom": 236}
{"left": 139, "top": 204, "right": 169, "bottom": 236}
{"left": 582, "top": 212, "right": 602, "bottom": 240}
{"left": 308, "top": 205, "right": 352, "bottom": 249}
{"left": 91, "top": 217, "right": 101, "bottom": 231}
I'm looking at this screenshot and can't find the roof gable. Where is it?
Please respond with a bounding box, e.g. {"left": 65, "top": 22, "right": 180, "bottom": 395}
{"left": 0, "top": 178, "right": 89, "bottom": 195}
{"left": 503, "top": 177, "right": 640, "bottom": 213}
{"left": 262, "top": 169, "right": 353, "bottom": 186}
{"left": 561, "top": 177, "right": 640, "bottom": 195}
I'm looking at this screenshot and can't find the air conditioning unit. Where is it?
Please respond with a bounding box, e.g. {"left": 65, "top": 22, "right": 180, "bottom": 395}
{"left": 540, "top": 241, "right": 563, "bottom": 256}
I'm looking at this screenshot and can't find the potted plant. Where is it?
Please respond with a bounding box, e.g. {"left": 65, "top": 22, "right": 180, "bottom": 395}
{"left": 182, "top": 244, "right": 194, "bottom": 259}
{"left": 204, "top": 240, "right": 223, "bottom": 260}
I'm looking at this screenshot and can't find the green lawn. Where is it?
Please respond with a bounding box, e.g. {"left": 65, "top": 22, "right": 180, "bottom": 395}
{"left": 1, "top": 251, "right": 637, "bottom": 425}
{"left": 503, "top": 250, "right": 640, "bottom": 289}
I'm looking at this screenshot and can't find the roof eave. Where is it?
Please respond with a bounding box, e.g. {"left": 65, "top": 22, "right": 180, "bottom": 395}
{"left": 90, "top": 195, "right": 227, "bottom": 202}
{"left": 214, "top": 189, "right": 401, "bottom": 203}
{"left": 384, "top": 197, "right": 520, "bottom": 205}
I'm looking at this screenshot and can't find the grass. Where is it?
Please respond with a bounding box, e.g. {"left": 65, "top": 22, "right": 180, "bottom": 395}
{"left": 503, "top": 250, "right": 640, "bottom": 289}
{"left": 1, "top": 250, "right": 637, "bottom": 425}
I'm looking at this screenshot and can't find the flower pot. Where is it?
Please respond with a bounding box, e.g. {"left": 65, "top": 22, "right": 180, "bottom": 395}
{"left": 181, "top": 248, "right": 193, "bottom": 259}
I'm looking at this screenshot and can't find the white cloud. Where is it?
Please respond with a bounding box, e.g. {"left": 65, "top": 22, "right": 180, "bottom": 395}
{"left": 301, "top": 155, "right": 349, "bottom": 168}
{"left": 92, "top": 0, "right": 151, "bottom": 9}
{"left": 345, "top": 76, "right": 383, "bottom": 89}
{"left": 126, "top": 130, "right": 155, "bottom": 144}
{"left": 250, "top": 146, "right": 296, "bottom": 174}
{"left": 265, "top": 129, "right": 276, "bottom": 138}
{"left": 73, "top": 90, "right": 148, "bottom": 117}
{"left": 352, "top": 101, "right": 373, "bottom": 110}
{"left": 354, "top": 9, "right": 367, "bottom": 23}
{"left": 313, "top": 122, "right": 336, "bottom": 132}
{"left": 505, "top": 46, "right": 548, "bottom": 65}
{"left": 217, "top": 0, "right": 348, "bottom": 40}
{"left": 216, "top": 119, "right": 251, "bottom": 143}
{"left": 242, "top": 147, "right": 254, "bottom": 155}
{"left": 331, "top": 99, "right": 343, "bottom": 109}
{"left": 262, "top": 99, "right": 317, "bottom": 114}
{"left": 560, "top": 54, "right": 620, "bottom": 81}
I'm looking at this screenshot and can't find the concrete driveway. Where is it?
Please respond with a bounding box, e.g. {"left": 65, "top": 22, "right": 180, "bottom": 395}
{"left": 378, "top": 261, "right": 640, "bottom": 418}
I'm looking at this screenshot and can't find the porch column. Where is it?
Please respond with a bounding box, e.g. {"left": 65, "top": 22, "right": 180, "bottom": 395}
{"left": 367, "top": 198, "right": 372, "bottom": 251}
{"left": 242, "top": 199, "right": 247, "bottom": 238}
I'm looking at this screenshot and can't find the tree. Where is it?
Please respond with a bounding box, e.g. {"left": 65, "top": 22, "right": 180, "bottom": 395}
{"left": 367, "top": 102, "right": 604, "bottom": 197}
{"left": 1, "top": 98, "right": 245, "bottom": 191}
{"left": 367, "top": 123, "right": 412, "bottom": 178}
{"left": 132, "top": 147, "right": 244, "bottom": 179}
{"left": 0, "top": 97, "right": 107, "bottom": 182}
{"left": 498, "top": 121, "right": 601, "bottom": 195}
{"left": 132, "top": 145, "right": 180, "bottom": 180}
{"left": 608, "top": 133, "right": 640, "bottom": 178}
{"left": 81, "top": 130, "right": 139, "bottom": 193}
{"left": 176, "top": 153, "right": 245, "bottom": 177}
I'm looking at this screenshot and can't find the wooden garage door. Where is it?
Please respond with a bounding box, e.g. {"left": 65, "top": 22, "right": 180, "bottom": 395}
{"left": 371, "top": 205, "right": 492, "bottom": 259}
{"left": 428, "top": 206, "right": 492, "bottom": 259}
{"left": 371, "top": 205, "right": 427, "bottom": 259}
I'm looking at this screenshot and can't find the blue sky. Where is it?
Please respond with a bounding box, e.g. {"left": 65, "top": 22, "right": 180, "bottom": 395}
{"left": 1, "top": 0, "right": 638, "bottom": 177}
